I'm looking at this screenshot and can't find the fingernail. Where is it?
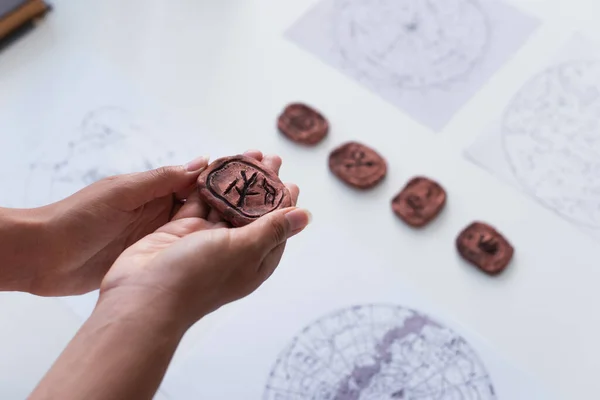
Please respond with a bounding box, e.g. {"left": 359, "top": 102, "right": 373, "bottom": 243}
{"left": 186, "top": 156, "right": 209, "bottom": 172}
{"left": 285, "top": 208, "right": 311, "bottom": 235}
{"left": 244, "top": 149, "right": 261, "bottom": 154}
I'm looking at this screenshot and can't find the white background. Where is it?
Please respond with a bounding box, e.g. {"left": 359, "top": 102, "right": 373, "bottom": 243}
{"left": 162, "top": 224, "right": 552, "bottom": 399}
{"left": 1, "top": 0, "right": 599, "bottom": 398}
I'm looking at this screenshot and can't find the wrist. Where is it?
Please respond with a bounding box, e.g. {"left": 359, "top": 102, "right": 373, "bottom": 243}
{"left": 0, "top": 206, "right": 54, "bottom": 292}
{"left": 96, "top": 286, "right": 193, "bottom": 338}
{"left": 32, "top": 284, "right": 187, "bottom": 400}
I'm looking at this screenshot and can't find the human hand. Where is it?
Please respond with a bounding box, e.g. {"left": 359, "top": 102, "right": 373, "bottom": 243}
{"left": 97, "top": 152, "right": 308, "bottom": 329}
{"left": 25, "top": 154, "right": 212, "bottom": 296}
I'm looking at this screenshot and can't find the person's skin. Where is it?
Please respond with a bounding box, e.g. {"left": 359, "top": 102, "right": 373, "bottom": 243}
{"left": 0, "top": 153, "right": 211, "bottom": 296}
{"left": 0, "top": 150, "right": 309, "bottom": 400}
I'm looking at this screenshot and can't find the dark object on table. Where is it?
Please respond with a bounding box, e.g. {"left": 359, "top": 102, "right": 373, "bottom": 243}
{"left": 392, "top": 176, "right": 446, "bottom": 227}
{"left": 0, "top": 0, "right": 50, "bottom": 48}
{"left": 456, "top": 222, "right": 514, "bottom": 275}
{"left": 197, "top": 155, "right": 292, "bottom": 227}
{"left": 328, "top": 141, "right": 387, "bottom": 189}
{"left": 277, "top": 103, "right": 329, "bottom": 145}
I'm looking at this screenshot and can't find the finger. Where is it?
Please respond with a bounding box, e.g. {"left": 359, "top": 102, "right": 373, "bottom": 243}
{"left": 232, "top": 207, "right": 311, "bottom": 255}
{"left": 173, "top": 190, "right": 211, "bottom": 220}
{"left": 174, "top": 182, "right": 199, "bottom": 202}
{"left": 258, "top": 242, "right": 286, "bottom": 282}
{"left": 107, "top": 156, "right": 209, "bottom": 211}
{"left": 170, "top": 200, "right": 183, "bottom": 220}
{"left": 261, "top": 154, "right": 282, "bottom": 175}
{"left": 206, "top": 208, "right": 225, "bottom": 224}
{"left": 285, "top": 183, "right": 299, "bottom": 206}
{"left": 243, "top": 150, "right": 263, "bottom": 161}
{"left": 156, "top": 216, "right": 214, "bottom": 237}
{"left": 211, "top": 221, "right": 230, "bottom": 229}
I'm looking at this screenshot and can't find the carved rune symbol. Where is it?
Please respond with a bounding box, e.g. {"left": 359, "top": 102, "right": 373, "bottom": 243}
{"left": 222, "top": 170, "right": 279, "bottom": 208}
{"left": 290, "top": 115, "right": 315, "bottom": 131}
{"left": 406, "top": 194, "right": 424, "bottom": 210}
{"left": 224, "top": 170, "right": 260, "bottom": 207}
{"left": 478, "top": 233, "right": 499, "bottom": 255}
{"left": 345, "top": 150, "right": 375, "bottom": 169}
{"left": 261, "top": 178, "right": 277, "bottom": 206}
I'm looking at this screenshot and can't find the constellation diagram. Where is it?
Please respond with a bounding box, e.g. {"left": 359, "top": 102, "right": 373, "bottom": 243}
{"left": 288, "top": 0, "right": 539, "bottom": 131}
{"left": 264, "top": 304, "right": 496, "bottom": 400}
{"left": 332, "top": 0, "right": 490, "bottom": 90}
{"left": 502, "top": 61, "right": 600, "bottom": 228}
{"left": 23, "top": 106, "right": 175, "bottom": 207}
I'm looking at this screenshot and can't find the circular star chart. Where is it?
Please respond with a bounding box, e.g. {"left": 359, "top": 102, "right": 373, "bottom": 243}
{"left": 264, "top": 304, "right": 496, "bottom": 400}
{"left": 332, "top": 0, "right": 490, "bottom": 89}
{"left": 502, "top": 61, "right": 600, "bottom": 228}
{"left": 23, "top": 106, "right": 175, "bottom": 207}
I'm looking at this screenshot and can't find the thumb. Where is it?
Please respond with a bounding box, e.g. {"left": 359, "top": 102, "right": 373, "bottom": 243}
{"left": 236, "top": 208, "right": 311, "bottom": 254}
{"left": 109, "top": 156, "right": 209, "bottom": 210}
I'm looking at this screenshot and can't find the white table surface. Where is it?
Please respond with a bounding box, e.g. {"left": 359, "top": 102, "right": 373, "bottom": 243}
{"left": 0, "top": 0, "right": 599, "bottom": 398}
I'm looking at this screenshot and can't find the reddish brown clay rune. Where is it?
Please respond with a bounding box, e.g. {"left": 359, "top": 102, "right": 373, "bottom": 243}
{"left": 277, "top": 103, "right": 329, "bottom": 145}
{"left": 392, "top": 177, "right": 446, "bottom": 227}
{"left": 328, "top": 142, "right": 387, "bottom": 189}
{"left": 197, "top": 155, "right": 292, "bottom": 227}
{"left": 456, "top": 222, "right": 514, "bottom": 275}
